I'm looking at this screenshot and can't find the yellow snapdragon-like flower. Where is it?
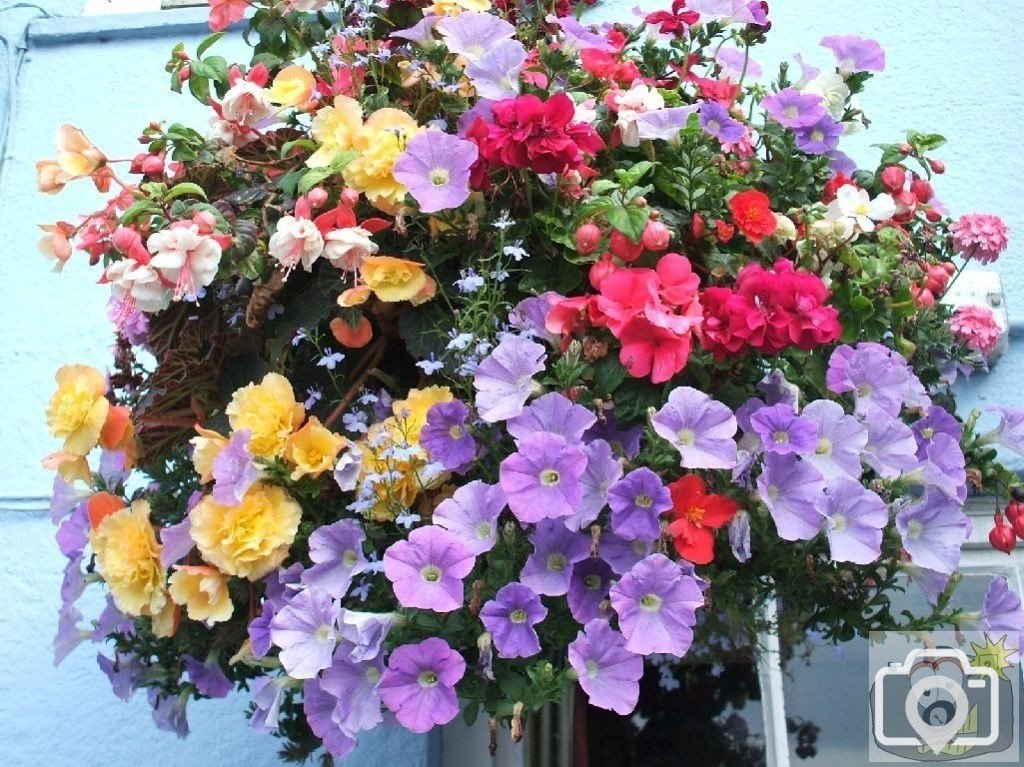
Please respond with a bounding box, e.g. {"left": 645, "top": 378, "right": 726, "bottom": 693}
{"left": 359, "top": 256, "right": 429, "bottom": 303}
{"left": 308, "top": 95, "right": 364, "bottom": 168}
{"left": 90, "top": 499, "right": 167, "bottom": 617}
{"left": 168, "top": 565, "right": 234, "bottom": 623}
{"left": 189, "top": 483, "right": 302, "bottom": 580}
{"left": 392, "top": 386, "right": 453, "bottom": 439}
{"left": 268, "top": 64, "right": 316, "bottom": 108}
{"left": 225, "top": 372, "right": 305, "bottom": 460}
{"left": 46, "top": 364, "right": 110, "bottom": 457}
{"left": 344, "top": 108, "right": 422, "bottom": 212}
{"left": 285, "top": 416, "right": 347, "bottom": 481}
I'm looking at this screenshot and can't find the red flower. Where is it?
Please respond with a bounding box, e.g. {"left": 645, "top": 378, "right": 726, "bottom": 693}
{"left": 645, "top": 0, "right": 699, "bottom": 36}
{"left": 667, "top": 475, "right": 738, "bottom": 565}
{"left": 728, "top": 189, "right": 777, "bottom": 244}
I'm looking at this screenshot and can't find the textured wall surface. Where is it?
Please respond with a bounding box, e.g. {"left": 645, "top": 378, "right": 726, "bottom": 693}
{"left": 0, "top": 2, "right": 1020, "bottom": 766}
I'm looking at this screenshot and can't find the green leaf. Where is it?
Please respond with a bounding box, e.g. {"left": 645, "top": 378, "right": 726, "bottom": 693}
{"left": 280, "top": 139, "right": 317, "bottom": 159}
{"left": 188, "top": 73, "right": 211, "bottom": 104}
{"left": 165, "top": 183, "right": 207, "bottom": 201}
{"left": 298, "top": 166, "right": 338, "bottom": 195}
{"left": 121, "top": 200, "right": 158, "bottom": 225}
{"left": 197, "top": 32, "right": 223, "bottom": 59}
{"left": 605, "top": 205, "right": 648, "bottom": 242}
{"left": 614, "top": 161, "right": 653, "bottom": 189}
{"left": 593, "top": 355, "right": 626, "bottom": 396}
{"left": 589, "top": 179, "right": 618, "bottom": 196}
{"left": 907, "top": 130, "right": 946, "bottom": 154}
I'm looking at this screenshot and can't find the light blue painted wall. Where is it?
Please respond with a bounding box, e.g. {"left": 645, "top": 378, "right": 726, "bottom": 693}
{"left": 0, "top": 2, "right": 1020, "bottom": 766}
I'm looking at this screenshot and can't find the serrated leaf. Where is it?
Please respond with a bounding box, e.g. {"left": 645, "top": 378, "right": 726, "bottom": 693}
{"left": 615, "top": 161, "right": 653, "bottom": 189}
{"left": 165, "top": 183, "right": 207, "bottom": 201}
{"left": 298, "top": 166, "right": 338, "bottom": 195}
{"left": 605, "top": 205, "right": 648, "bottom": 242}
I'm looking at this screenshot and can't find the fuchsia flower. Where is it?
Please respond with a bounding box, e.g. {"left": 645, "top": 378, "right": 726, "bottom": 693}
{"left": 379, "top": 638, "right": 466, "bottom": 733}
{"left": 950, "top": 213, "right": 1010, "bottom": 264}
{"left": 950, "top": 305, "right": 1002, "bottom": 357}
{"left": 383, "top": 526, "right": 475, "bottom": 612}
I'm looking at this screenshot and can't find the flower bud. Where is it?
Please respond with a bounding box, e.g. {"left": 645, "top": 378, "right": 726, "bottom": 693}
{"left": 910, "top": 177, "right": 933, "bottom": 203}
{"left": 1008, "top": 500, "right": 1024, "bottom": 523}
{"left": 928, "top": 158, "right": 946, "bottom": 174}
{"left": 690, "top": 212, "right": 706, "bottom": 240}
{"left": 575, "top": 221, "right": 601, "bottom": 255}
{"left": 880, "top": 165, "right": 906, "bottom": 192}
{"left": 641, "top": 220, "right": 670, "bottom": 252}
{"left": 179, "top": 64, "right": 191, "bottom": 81}
{"left": 990, "top": 513, "right": 1017, "bottom": 553}
{"left": 588, "top": 254, "right": 617, "bottom": 290}
{"left": 609, "top": 230, "right": 643, "bottom": 262}
{"left": 307, "top": 188, "right": 329, "bottom": 209}
{"left": 899, "top": 142, "right": 913, "bottom": 155}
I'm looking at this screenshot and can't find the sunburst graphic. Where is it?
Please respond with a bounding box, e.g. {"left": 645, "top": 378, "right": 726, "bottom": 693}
{"left": 968, "top": 634, "right": 1018, "bottom": 682}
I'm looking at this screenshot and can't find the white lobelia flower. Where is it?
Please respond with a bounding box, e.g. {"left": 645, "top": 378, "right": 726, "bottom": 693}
{"left": 826, "top": 185, "right": 896, "bottom": 233}
{"left": 147, "top": 224, "right": 223, "bottom": 301}
{"left": 323, "top": 226, "right": 378, "bottom": 272}
{"left": 105, "top": 259, "right": 172, "bottom": 313}
{"left": 269, "top": 215, "right": 325, "bottom": 272}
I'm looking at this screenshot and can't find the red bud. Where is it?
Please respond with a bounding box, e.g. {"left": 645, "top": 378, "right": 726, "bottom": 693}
{"left": 910, "top": 178, "right": 933, "bottom": 203}
{"left": 575, "top": 221, "right": 602, "bottom": 255}
{"left": 609, "top": 230, "right": 644, "bottom": 263}
{"left": 928, "top": 158, "right": 946, "bottom": 174}
{"left": 990, "top": 513, "right": 1017, "bottom": 553}
{"left": 641, "top": 220, "right": 671, "bottom": 252}
{"left": 880, "top": 165, "right": 906, "bottom": 192}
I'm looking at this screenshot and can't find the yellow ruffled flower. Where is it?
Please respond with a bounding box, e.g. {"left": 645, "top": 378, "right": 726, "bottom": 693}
{"left": 392, "top": 386, "right": 453, "bottom": 439}
{"left": 56, "top": 124, "right": 106, "bottom": 178}
{"left": 46, "top": 364, "right": 110, "bottom": 457}
{"left": 151, "top": 595, "right": 179, "bottom": 638}
{"left": 168, "top": 565, "right": 234, "bottom": 623}
{"left": 430, "top": 0, "right": 491, "bottom": 15}
{"left": 190, "top": 426, "right": 228, "bottom": 484}
{"left": 189, "top": 483, "right": 302, "bottom": 580}
{"left": 267, "top": 64, "right": 316, "bottom": 108}
{"left": 285, "top": 416, "right": 347, "bottom": 481}
{"left": 359, "top": 256, "right": 428, "bottom": 303}
{"left": 308, "top": 95, "right": 364, "bottom": 168}
{"left": 344, "top": 108, "right": 422, "bottom": 211}
{"left": 90, "top": 499, "right": 167, "bottom": 617}
{"left": 225, "top": 372, "right": 306, "bottom": 460}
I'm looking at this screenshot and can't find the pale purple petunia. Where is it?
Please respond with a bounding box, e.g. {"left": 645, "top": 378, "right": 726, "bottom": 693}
{"left": 568, "top": 619, "right": 643, "bottom": 715}
{"left": 383, "top": 525, "right": 475, "bottom": 613}
{"left": 91, "top": 594, "right": 132, "bottom": 641}
{"left": 50, "top": 475, "right": 88, "bottom": 524}
{"left": 815, "top": 476, "right": 888, "bottom": 564}
{"left": 212, "top": 429, "right": 263, "bottom": 506}
{"left": 610, "top": 553, "right": 704, "bottom": 657}
{"left": 756, "top": 453, "right": 825, "bottom": 541}
{"left": 986, "top": 407, "right": 1024, "bottom": 456}
{"left": 568, "top": 558, "right": 613, "bottom": 624}
{"left": 61, "top": 555, "right": 86, "bottom": 609}
{"left": 585, "top": 411, "right": 644, "bottom": 459}
{"left": 464, "top": 38, "right": 526, "bottom": 101}
{"left": 184, "top": 654, "right": 232, "bottom": 698}
{"left": 392, "top": 131, "right": 478, "bottom": 214}
{"left": 302, "top": 518, "right": 369, "bottom": 598}
{"left": 729, "top": 510, "right": 752, "bottom": 563}
{"left": 651, "top": 386, "right": 738, "bottom": 469}
{"left": 321, "top": 650, "right": 385, "bottom": 734}
{"left": 569, "top": 438, "right": 623, "bottom": 531}
{"left": 500, "top": 431, "right": 587, "bottom": 523}
{"left": 436, "top": 11, "right": 515, "bottom": 61}
{"left": 54, "top": 603, "right": 88, "bottom": 666}
{"left": 433, "top": 480, "right": 507, "bottom": 555}
{"left": 520, "top": 519, "right": 591, "bottom": 596}
{"left": 860, "top": 410, "right": 918, "bottom": 479}
{"left": 909, "top": 433, "right": 967, "bottom": 503}
{"left": 97, "top": 651, "right": 145, "bottom": 702}
{"left": 820, "top": 34, "right": 885, "bottom": 74}
{"left": 750, "top": 403, "right": 819, "bottom": 455}
{"left": 547, "top": 13, "right": 616, "bottom": 53}
{"left": 159, "top": 517, "right": 194, "bottom": 568}
{"left": 270, "top": 587, "right": 342, "bottom": 679}
{"left": 378, "top": 638, "right": 466, "bottom": 733}
{"left": 336, "top": 610, "right": 394, "bottom": 662}
{"left": 762, "top": 87, "right": 826, "bottom": 128}
{"left": 302, "top": 677, "right": 359, "bottom": 759}
{"left": 912, "top": 406, "right": 962, "bottom": 460}
{"left": 390, "top": 14, "right": 439, "bottom": 45}
{"left": 801, "top": 399, "right": 866, "bottom": 479}
{"left": 265, "top": 562, "right": 305, "bottom": 610}
{"left": 249, "top": 601, "right": 275, "bottom": 658}
{"left": 508, "top": 292, "right": 562, "bottom": 344}
{"left": 904, "top": 562, "right": 952, "bottom": 607}
{"left": 421, "top": 400, "right": 478, "bottom": 473}
{"left": 980, "top": 577, "right": 1024, "bottom": 653}
{"left": 698, "top": 100, "right": 746, "bottom": 144}
{"left": 757, "top": 370, "right": 800, "bottom": 408}
{"left": 506, "top": 392, "right": 597, "bottom": 444}
{"left": 635, "top": 105, "right": 699, "bottom": 142}
{"left": 607, "top": 467, "right": 671, "bottom": 542}
{"left": 480, "top": 582, "right": 548, "bottom": 658}
{"left": 250, "top": 675, "right": 290, "bottom": 733}
{"left": 896, "top": 491, "right": 970, "bottom": 574}
{"left": 689, "top": 0, "right": 760, "bottom": 24}
{"left": 598, "top": 533, "right": 653, "bottom": 575}
{"left": 827, "top": 149, "right": 857, "bottom": 176}
{"left": 149, "top": 689, "right": 189, "bottom": 738}
{"left": 473, "top": 335, "right": 546, "bottom": 423}
{"left": 794, "top": 115, "right": 843, "bottom": 155}
{"left": 56, "top": 502, "right": 89, "bottom": 558}
{"left": 827, "top": 342, "right": 930, "bottom": 417}
{"left": 716, "top": 45, "right": 761, "bottom": 80}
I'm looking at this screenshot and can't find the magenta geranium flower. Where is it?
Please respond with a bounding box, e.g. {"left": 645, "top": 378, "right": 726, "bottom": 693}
{"left": 378, "top": 638, "right": 466, "bottom": 733}
{"left": 499, "top": 431, "right": 587, "bottom": 523}
{"left": 568, "top": 619, "right": 643, "bottom": 715}
{"left": 392, "top": 131, "right": 478, "bottom": 214}
{"left": 383, "top": 525, "right": 475, "bottom": 612}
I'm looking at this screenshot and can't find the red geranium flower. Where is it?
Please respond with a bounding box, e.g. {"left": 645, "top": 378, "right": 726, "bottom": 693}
{"left": 666, "top": 474, "right": 738, "bottom": 565}
{"left": 728, "top": 189, "right": 777, "bottom": 244}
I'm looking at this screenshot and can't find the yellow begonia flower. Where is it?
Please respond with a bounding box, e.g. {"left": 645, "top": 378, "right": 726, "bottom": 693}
{"left": 190, "top": 426, "right": 228, "bottom": 484}
{"left": 189, "top": 483, "right": 302, "bottom": 581}
{"left": 41, "top": 450, "right": 92, "bottom": 485}
{"left": 344, "top": 108, "right": 422, "bottom": 211}
{"left": 46, "top": 364, "right": 110, "bottom": 457}
{"left": 308, "top": 95, "right": 364, "bottom": 168}
{"left": 225, "top": 372, "right": 306, "bottom": 460}
{"left": 56, "top": 124, "right": 105, "bottom": 178}
{"left": 285, "top": 416, "right": 347, "bottom": 481}
{"left": 392, "top": 386, "right": 453, "bottom": 439}
{"left": 168, "top": 565, "right": 234, "bottom": 623}
{"left": 90, "top": 499, "right": 167, "bottom": 617}
{"left": 430, "top": 0, "right": 491, "bottom": 15}
{"left": 151, "top": 595, "right": 179, "bottom": 638}
{"left": 360, "top": 256, "right": 428, "bottom": 303}
{"left": 268, "top": 64, "right": 316, "bottom": 108}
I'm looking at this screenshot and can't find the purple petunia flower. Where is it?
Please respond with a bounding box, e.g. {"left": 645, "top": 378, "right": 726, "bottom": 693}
{"left": 473, "top": 335, "right": 546, "bottom": 423}
{"left": 698, "top": 100, "right": 746, "bottom": 144}
{"left": 303, "top": 678, "right": 359, "bottom": 759}
{"left": 749, "top": 403, "right": 819, "bottom": 455}
{"left": 896, "top": 491, "right": 970, "bottom": 574}
{"left": 728, "top": 510, "right": 752, "bottom": 563}
{"left": 379, "top": 638, "right": 466, "bottom": 733}
{"left": 250, "top": 676, "right": 291, "bottom": 733}
{"left": 794, "top": 115, "right": 843, "bottom": 155}
{"left": 50, "top": 475, "right": 89, "bottom": 524}
{"left": 321, "top": 650, "right": 385, "bottom": 734}
{"left": 860, "top": 409, "right": 918, "bottom": 479}
{"left": 383, "top": 525, "right": 475, "bottom": 612}
{"left": 392, "top": 131, "right": 478, "bottom": 214}
{"left": 985, "top": 407, "right": 1024, "bottom": 456}
{"left": 520, "top": 519, "right": 591, "bottom": 596}
{"left": 420, "top": 400, "right": 478, "bottom": 473}
{"left": 390, "top": 15, "right": 439, "bottom": 45}
{"left": 689, "top": 0, "right": 761, "bottom": 24}
{"left": 91, "top": 595, "right": 132, "bottom": 641}
{"left": 610, "top": 553, "right": 704, "bottom": 657}
{"left": 815, "top": 476, "right": 888, "bottom": 564}
{"left": 464, "top": 38, "right": 526, "bottom": 101}
{"left": 911, "top": 406, "right": 962, "bottom": 460}
{"left": 56, "top": 502, "right": 89, "bottom": 559}
{"left": 585, "top": 411, "right": 644, "bottom": 459}
{"left": 433, "top": 480, "right": 507, "bottom": 555}
{"left": 149, "top": 689, "right": 189, "bottom": 738}
{"left": 54, "top": 603, "right": 88, "bottom": 666}
{"left": 801, "top": 400, "right": 866, "bottom": 479}
{"left": 635, "top": 105, "right": 699, "bottom": 142}
{"left": 756, "top": 452, "right": 825, "bottom": 541}
{"left": 270, "top": 587, "right": 342, "bottom": 679}
{"left": 97, "top": 651, "right": 145, "bottom": 702}
{"left": 249, "top": 601, "right": 275, "bottom": 658}
{"left": 500, "top": 431, "right": 587, "bottom": 523}
{"left": 909, "top": 433, "right": 967, "bottom": 503}
{"left": 337, "top": 610, "right": 394, "bottom": 662}
{"left": 827, "top": 149, "right": 857, "bottom": 176}
{"left": 826, "top": 342, "right": 929, "bottom": 417}
{"left": 980, "top": 577, "right": 1024, "bottom": 653}
{"left": 757, "top": 370, "right": 799, "bottom": 408}
{"left": 547, "top": 13, "right": 616, "bottom": 53}
{"left": 436, "top": 11, "right": 515, "bottom": 61}
{"left": 184, "top": 654, "right": 232, "bottom": 699}
{"left": 568, "top": 619, "right": 643, "bottom": 715}
{"left": 159, "top": 517, "right": 194, "bottom": 568}
{"left": 820, "top": 34, "right": 885, "bottom": 74}
{"left": 212, "top": 429, "right": 263, "bottom": 506}
{"left": 651, "top": 386, "right": 738, "bottom": 469}
{"left": 761, "top": 87, "right": 826, "bottom": 128}
{"left": 509, "top": 292, "right": 562, "bottom": 344}
{"left": 61, "top": 555, "right": 86, "bottom": 610}
{"left": 480, "top": 582, "right": 548, "bottom": 658}
{"left": 599, "top": 533, "right": 653, "bottom": 575}
{"left": 904, "top": 562, "right": 952, "bottom": 606}
{"left": 301, "top": 518, "right": 369, "bottom": 598}
{"left": 716, "top": 45, "right": 762, "bottom": 80}
{"left": 607, "top": 467, "right": 672, "bottom": 541}
{"left": 569, "top": 438, "right": 623, "bottom": 531}
{"left": 568, "top": 558, "right": 613, "bottom": 624}
{"left": 506, "top": 392, "right": 596, "bottom": 444}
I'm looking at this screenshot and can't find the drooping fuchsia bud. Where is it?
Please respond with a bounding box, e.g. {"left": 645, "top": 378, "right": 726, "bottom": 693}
{"left": 899, "top": 142, "right": 913, "bottom": 155}
{"left": 609, "top": 229, "right": 644, "bottom": 263}
{"left": 1006, "top": 500, "right": 1024, "bottom": 523}
{"left": 341, "top": 187, "right": 360, "bottom": 208}
{"left": 880, "top": 165, "right": 906, "bottom": 192}
{"left": 925, "top": 208, "right": 942, "bottom": 223}
{"left": 141, "top": 154, "right": 166, "bottom": 176}
{"left": 1013, "top": 513, "right": 1024, "bottom": 541}
{"left": 178, "top": 64, "right": 191, "bottom": 81}
{"left": 910, "top": 177, "right": 933, "bottom": 203}
{"left": 588, "top": 254, "right": 617, "bottom": 290}
{"left": 307, "top": 188, "right": 329, "bottom": 209}
{"left": 990, "top": 513, "right": 1017, "bottom": 554}
{"left": 575, "top": 221, "right": 601, "bottom": 255}
{"left": 193, "top": 210, "right": 217, "bottom": 234}
{"left": 641, "top": 220, "right": 671, "bottom": 252}
{"left": 691, "top": 212, "right": 706, "bottom": 240}
{"left": 910, "top": 284, "right": 935, "bottom": 309}
{"left": 928, "top": 158, "right": 946, "bottom": 174}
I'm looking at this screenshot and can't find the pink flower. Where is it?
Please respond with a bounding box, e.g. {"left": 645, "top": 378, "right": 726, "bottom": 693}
{"left": 146, "top": 224, "right": 223, "bottom": 301}
{"left": 208, "top": 0, "right": 247, "bottom": 32}
{"left": 950, "top": 305, "right": 1002, "bottom": 357}
{"left": 269, "top": 215, "right": 325, "bottom": 272}
{"left": 950, "top": 213, "right": 1010, "bottom": 264}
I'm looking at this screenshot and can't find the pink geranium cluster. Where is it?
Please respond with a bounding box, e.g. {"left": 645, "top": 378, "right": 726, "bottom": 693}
{"left": 701, "top": 259, "right": 842, "bottom": 359}
{"left": 950, "top": 213, "right": 1010, "bottom": 264}
{"left": 950, "top": 305, "right": 1002, "bottom": 356}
